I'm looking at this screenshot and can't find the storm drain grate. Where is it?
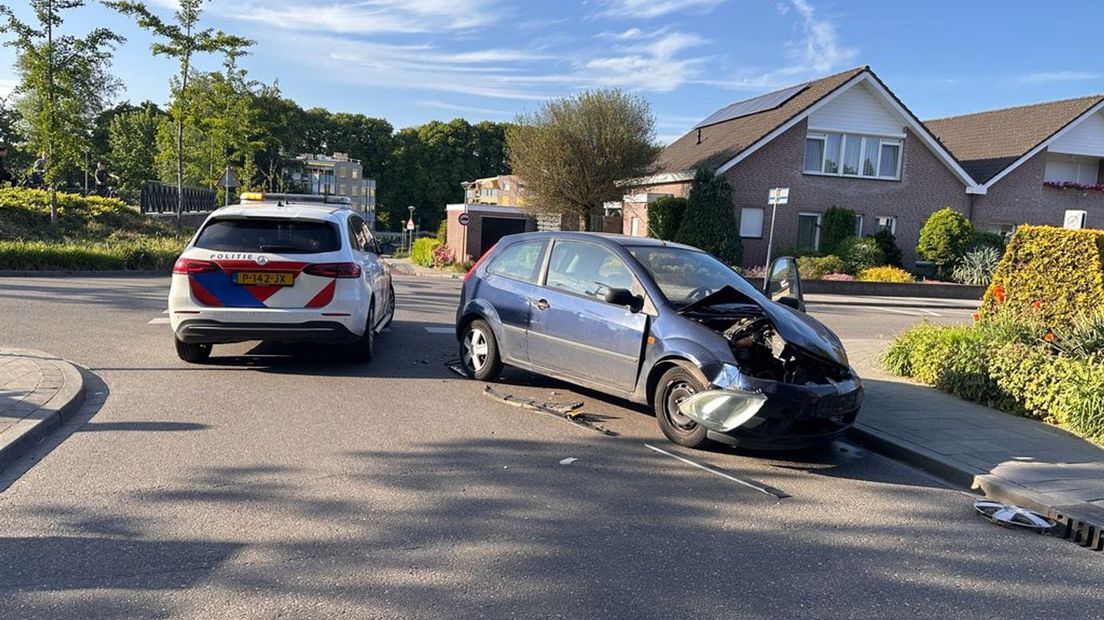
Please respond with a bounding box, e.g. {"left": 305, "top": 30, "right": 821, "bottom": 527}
{"left": 1049, "top": 506, "right": 1104, "bottom": 551}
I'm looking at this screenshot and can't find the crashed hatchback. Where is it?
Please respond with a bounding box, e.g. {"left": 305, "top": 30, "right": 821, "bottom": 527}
{"left": 455, "top": 232, "right": 862, "bottom": 451}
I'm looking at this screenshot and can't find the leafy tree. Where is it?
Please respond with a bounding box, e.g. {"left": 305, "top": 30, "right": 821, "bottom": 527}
{"left": 917, "top": 207, "right": 973, "bottom": 273}
{"left": 107, "top": 103, "right": 163, "bottom": 198}
{"left": 820, "top": 206, "right": 856, "bottom": 255}
{"left": 647, "top": 196, "right": 686, "bottom": 240}
{"left": 507, "top": 89, "right": 659, "bottom": 230}
{"left": 0, "top": 95, "right": 31, "bottom": 174}
{"left": 106, "top": 0, "right": 252, "bottom": 231}
{"left": 870, "top": 228, "right": 903, "bottom": 267}
{"left": 675, "top": 168, "right": 742, "bottom": 265}
{"left": 1, "top": 0, "right": 123, "bottom": 220}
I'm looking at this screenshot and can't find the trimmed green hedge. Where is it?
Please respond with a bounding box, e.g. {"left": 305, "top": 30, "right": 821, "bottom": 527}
{"left": 0, "top": 238, "right": 184, "bottom": 271}
{"left": 411, "top": 238, "right": 442, "bottom": 267}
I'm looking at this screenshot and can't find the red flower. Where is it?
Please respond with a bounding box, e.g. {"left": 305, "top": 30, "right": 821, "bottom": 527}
{"left": 1031, "top": 300, "right": 1042, "bottom": 310}
{"left": 993, "top": 285, "right": 1006, "bottom": 303}
{"left": 972, "top": 312, "right": 980, "bottom": 322}
{"left": 1044, "top": 332, "right": 1055, "bottom": 343}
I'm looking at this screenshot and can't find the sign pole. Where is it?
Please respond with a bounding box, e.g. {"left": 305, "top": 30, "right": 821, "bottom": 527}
{"left": 764, "top": 201, "right": 779, "bottom": 269}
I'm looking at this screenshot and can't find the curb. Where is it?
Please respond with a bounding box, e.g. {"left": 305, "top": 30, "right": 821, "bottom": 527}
{"left": 848, "top": 423, "right": 1104, "bottom": 550}
{"left": 0, "top": 350, "right": 87, "bottom": 473}
{"left": 0, "top": 270, "right": 168, "bottom": 278}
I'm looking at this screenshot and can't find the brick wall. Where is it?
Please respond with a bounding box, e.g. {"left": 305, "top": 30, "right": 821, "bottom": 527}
{"left": 723, "top": 120, "right": 972, "bottom": 267}
{"left": 620, "top": 183, "right": 691, "bottom": 236}
{"left": 970, "top": 149, "right": 1104, "bottom": 230}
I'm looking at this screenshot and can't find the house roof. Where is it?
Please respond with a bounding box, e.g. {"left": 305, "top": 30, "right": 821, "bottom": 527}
{"left": 926, "top": 96, "right": 1104, "bottom": 184}
{"left": 649, "top": 66, "right": 868, "bottom": 177}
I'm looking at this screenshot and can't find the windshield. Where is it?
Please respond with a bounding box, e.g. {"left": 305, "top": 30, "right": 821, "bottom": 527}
{"left": 627, "top": 246, "right": 764, "bottom": 309}
{"left": 194, "top": 218, "right": 340, "bottom": 254}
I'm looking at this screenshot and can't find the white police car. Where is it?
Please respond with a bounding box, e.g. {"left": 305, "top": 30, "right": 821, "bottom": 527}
{"left": 168, "top": 193, "right": 394, "bottom": 363}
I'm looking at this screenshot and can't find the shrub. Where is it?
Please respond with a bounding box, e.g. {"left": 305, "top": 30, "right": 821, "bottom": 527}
{"left": 1051, "top": 309, "right": 1104, "bottom": 363}
{"left": 821, "top": 272, "right": 853, "bottom": 281}
{"left": 411, "top": 238, "right": 441, "bottom": 267}
{"left": 797, "top": 255, "right": 845, "bottom": 279}
{"left": 951, "top": 246, "right": 1002, "bottom": 286}
{"left": 980, "top": 225, "right": 1104, "bottom": 328}
{"left": 870, "top": 229, "right": 903, "bottom": 267}
{"left": 969, "top": 229, "right": 1006, "bottom": 252}
{"left": 647, "top": 196, "right": 687, "bottom": 241}
{"left": 675, "top": 168, "right": 742, "bottom": 266}
{"left": 835, "top": 236, "right": 885, "bottom": 274}
{"left": 0, "top": 238, "right": 184, "bottom": 271}
{"left": 989, "top": 344, "right": 1104, "bottom": 441}
{"left": 856, "top": 266, "right": 914, "bottom": 283}
{"left": 436, "top": 219, "right": 448, "bottom": 243}
{"left": 820, "top": 206, "right": 857, "bottom": 255}
{"left": 776, "top": 245, "right": 822, "bottom": 259}
{"left": 917, "top": 208, "right": 973, "bottom": 271}
{"left": 432, "top": 243, "right": 454, "bottom": 269}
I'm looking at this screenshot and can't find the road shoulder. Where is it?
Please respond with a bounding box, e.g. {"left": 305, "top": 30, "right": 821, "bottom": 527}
{"left": 0, "top": 349, "right": 87, "bottom": 472}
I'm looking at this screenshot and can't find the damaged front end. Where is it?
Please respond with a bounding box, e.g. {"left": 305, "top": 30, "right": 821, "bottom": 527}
{"left": 678, "top": 296, "right": 863, "bottom": 447}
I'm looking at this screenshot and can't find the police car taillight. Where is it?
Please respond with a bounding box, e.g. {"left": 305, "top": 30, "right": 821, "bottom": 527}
{"left": 304, "top": 262, "right": 362, "bottom": 278}
{"left": 173, "top": 258, "right": 218, "bottom": 274}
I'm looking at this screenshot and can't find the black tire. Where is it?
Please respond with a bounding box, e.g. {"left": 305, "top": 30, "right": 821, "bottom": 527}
{"left": 654, "top": 366, "right": 709, "bottom": 448}
{"left": 175, "top": 337, "right": 212, "bottom": 363}
{"left": 346, "top": 305, "right": 376, "bottom": 363}
{"left": 459, "top": 319, "right": 503, "bottom": 381}
{"left": 381, "top": 284, "right": 396, "bottom": 330}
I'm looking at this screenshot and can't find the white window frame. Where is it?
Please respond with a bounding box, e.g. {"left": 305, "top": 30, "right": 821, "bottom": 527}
{"left": 740, "top": 207, "right": 765, "bottom": 238}
{"left": 804, "top": 132, "right": 903, "bottom": 180}
{"left": 875, "top": 215, "right": 896, "bottom": 235}
{"left": 854, "top": 214, "right": 864, "bottom": 236}
{"left": 797, "top": 212, "right": 822, "bottom": 250}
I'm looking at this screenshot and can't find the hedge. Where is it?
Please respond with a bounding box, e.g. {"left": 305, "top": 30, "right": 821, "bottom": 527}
{"left": 856, "top": 266, "right": 914, "bottom": 283}
{"left": 411, "top": 238, "right": 442, "bottom": 267}
{"left": 0, "top": 238, "right": 184, "bottom": 271}
{"left": 797, "top": 255, "right": 845, "bottom": 279}
{"left": 980, "top": 225, "right": 1104, "bottom": 328}
{"left": 647, "top": 196, "right": 686, "bottom": 241}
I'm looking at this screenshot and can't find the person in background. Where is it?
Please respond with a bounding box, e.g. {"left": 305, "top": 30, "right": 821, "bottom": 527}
{"left": 0, "top": 146, "right": 12, "bottom": 188}
{"left": 30, "top": 152, "right": 47, "bottom": 189}
{"left": 93, "top": 161, "right": 119, "bottom": 197}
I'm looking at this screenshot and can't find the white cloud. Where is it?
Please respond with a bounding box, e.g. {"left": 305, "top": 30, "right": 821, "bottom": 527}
{"left": 416, "top": 100, "right": 513, "bottom": 116}
{"left": 1019, "top": 70, "right": 1101, "bottom": 84}
{"left": 220, "top": 0, "right": 501, "bottom": 34}
{"left": 597, "top": 0, "right": 726, "bottom": 19}
{"left": 596, "top": 27, "right": 671, "bottom": 40}
{"left": 788, "top": 0, "right": 857, "bottom": 73}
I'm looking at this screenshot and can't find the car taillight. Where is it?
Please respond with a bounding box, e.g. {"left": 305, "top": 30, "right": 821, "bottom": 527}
{"left": 304, "top": 262, "right": 362, "bottom": 278}
{"left": 465, "top": 244, "right": 496, "bottom": 282}
{"left": 173, "top": 258, "right": 218, "bottom": 274}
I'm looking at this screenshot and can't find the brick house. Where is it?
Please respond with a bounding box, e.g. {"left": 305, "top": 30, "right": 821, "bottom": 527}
{"left": 622, "top": 66, "right": 980, "bottom": 267}
{"left": 926, "top": 96, "right": 1104, "bottom": 234}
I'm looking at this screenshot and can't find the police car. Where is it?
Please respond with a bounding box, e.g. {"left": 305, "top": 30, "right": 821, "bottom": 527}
{"left": 168, "top": 193, "right": 394, "bottom": 363}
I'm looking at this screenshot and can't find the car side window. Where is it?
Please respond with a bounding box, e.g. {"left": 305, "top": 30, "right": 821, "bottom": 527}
{"left": 546, "top": 241, "right": 635, "bottom": 301}
{"left": 347, "top": 215, "right": 371, "bottom": 252}
{"left": 487, "top": 240, "right": 545, "bottom": 283}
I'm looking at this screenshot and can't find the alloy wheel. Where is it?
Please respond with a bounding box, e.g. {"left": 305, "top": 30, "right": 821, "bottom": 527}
{"left": 463, "top": 328, "right": 489, "bottom": 373}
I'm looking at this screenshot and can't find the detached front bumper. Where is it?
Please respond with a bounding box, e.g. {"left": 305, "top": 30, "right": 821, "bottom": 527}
{"left": 175, "top": 320, "right": 359, "bottom": 345}
{"left": 680, "top": 363, "right": 863, "bottom": 450}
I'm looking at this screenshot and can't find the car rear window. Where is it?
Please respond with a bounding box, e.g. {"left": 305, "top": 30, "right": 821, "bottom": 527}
{"left": 194, "top": 218, "right": 340, "bottom": 254}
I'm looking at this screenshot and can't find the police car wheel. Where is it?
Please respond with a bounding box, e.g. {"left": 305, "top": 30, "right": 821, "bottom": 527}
{"left": 175, "top": 338, "right": 212, "bottom": 363}
{"left": 346, "top": 305, "right": 375, "bottom": 363}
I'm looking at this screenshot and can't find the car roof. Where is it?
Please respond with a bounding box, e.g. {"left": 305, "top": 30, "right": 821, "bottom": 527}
{"left": 499, "top": 231, "right": 701, "bottom": 252}
{"left": 209, "top": 202, "right": 353, "bottom": 222}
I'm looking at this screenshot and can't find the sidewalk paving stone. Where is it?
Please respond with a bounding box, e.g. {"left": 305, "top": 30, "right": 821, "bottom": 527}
{"left": 0, "top": 349, "right": 86, "bottom": 473}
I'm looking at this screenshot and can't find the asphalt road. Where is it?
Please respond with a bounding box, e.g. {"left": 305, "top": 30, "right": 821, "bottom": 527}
{"left": 0, "top": 275, "right": 1099, "bottom": 619}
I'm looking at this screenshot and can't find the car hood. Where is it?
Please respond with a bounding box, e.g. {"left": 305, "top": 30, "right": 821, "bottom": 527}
{"left": 679, "top": 286, "right": 849, "bottom": 367}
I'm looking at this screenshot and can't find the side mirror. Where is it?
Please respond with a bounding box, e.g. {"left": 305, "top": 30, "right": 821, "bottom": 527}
{"left": 765, "top": 256, "right": 805, "bottom": 313}
{"left": 604, "top": 287, "right": 643, "bottom": 312}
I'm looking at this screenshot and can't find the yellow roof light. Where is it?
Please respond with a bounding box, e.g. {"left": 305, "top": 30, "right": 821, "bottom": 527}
{"left": 240, "top": 191, "right": 265, "bottom": 201}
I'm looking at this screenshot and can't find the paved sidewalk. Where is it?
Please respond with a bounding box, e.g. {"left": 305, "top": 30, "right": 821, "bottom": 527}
{"left": 384, "top": 257, "right": 464, "bottom": 279}
{"left": 0, "top": 349, "right": 86, "bottom": 472}
{"left": 846, "top": 338, "right": 1104, "bottom": 550}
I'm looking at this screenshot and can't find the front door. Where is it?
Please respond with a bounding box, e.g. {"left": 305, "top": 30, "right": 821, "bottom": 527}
{"left": 528, "top": 240, "right": 647, "bottom": 392}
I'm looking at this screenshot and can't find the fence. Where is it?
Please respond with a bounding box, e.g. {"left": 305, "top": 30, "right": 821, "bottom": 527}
{"left": 139, "top": 181, "right": 217, "bottom": 214}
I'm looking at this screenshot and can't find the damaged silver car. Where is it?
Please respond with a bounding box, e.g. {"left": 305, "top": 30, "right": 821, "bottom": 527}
{"left": 456, "top": 233, "right": 863, "bottom": 451}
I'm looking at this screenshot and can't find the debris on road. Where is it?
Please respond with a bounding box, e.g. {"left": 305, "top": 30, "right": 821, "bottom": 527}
{"left": 483, "top": 385, "right": 617, "bottom": 436}
{"left": 448, "top": 363, "right": 468, "bottom": 378}
{"left": 973, "top": 499, "right": 1056, "bottom": 534}
{"left": 559, "top": 457, "right": 579, "bottom": 465}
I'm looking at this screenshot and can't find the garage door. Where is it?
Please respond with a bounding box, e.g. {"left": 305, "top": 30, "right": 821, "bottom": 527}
{"left": 481, "top": 217, "right": 529, "bottom": 254}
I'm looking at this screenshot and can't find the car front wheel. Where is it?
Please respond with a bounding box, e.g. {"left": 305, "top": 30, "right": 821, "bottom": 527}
{"left": 460, "top": 319, "right": 502, "bottom": 381}
{"left": 655, "top": 366, "right": 709, "bottom": 448}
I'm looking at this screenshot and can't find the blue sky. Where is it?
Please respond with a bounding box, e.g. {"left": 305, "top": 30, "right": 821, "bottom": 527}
{"left": 4, "top": 0, "right": 1104, "bottom": 142}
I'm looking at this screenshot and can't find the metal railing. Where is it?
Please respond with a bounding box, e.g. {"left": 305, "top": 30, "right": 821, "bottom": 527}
{"left": 139, "top": 181, "right": 217, "bottom": 214}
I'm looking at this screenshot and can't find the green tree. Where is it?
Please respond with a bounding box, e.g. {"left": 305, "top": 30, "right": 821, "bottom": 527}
{"left": 0, "top": 95, "right": 31, "bottom": 174}
{"left": 820, "top": 206, "right": 856, "bottom": 255}
{"left": 917, "top": 207, "right": 973, "bottom": 273}
{"left": 647, "top": 196, "right": 686, "bottom": 240}
{"left": 106, "top": 0, "right": 252, "bottom": 232}
{"left": 507, "top": 89, "right": 659, "bottom": 230}
{"left": 1, "top": 0, "right": 123, "bottom": 220}
{"left": 107, "top": 103, "right": 163, "bottom": 198}
{"left": 675, "top": 168, "right": 742, "bottom": 265}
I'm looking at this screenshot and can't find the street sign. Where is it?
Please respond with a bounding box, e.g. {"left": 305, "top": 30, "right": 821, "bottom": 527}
{"left": 1064, "top": 210, "right": 1087, "bottom": 230}
{"left": 458, "top": 212, "right": 471, "bottom": 226}
{"left": 217, "top": 168, "right": 240, "bottom": 189}
{"left": 406, "top": 218, "right": 415, "bottom": 231}
{"left": 767, "top": 187, "right": 789, "bottom": 206}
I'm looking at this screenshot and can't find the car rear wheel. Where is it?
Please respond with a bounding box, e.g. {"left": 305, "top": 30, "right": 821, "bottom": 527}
{"left": 381, "top": 284, "right": 396, "bottom": 329}
{"left": 175, "top": 338, "right": 212, "bottom": 364}
{"left": 655, "top": 366, "right": 709, "bottom": 448}
{"left": 346, "top": 305, "right": 375, "bottom": 363}
{"left": 460, "top": 319, "right": 502, "bottom": 381}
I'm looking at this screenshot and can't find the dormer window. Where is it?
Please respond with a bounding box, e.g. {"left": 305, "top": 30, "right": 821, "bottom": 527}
{"left": 804, "top": 132, "right": 902, "bottom": 180}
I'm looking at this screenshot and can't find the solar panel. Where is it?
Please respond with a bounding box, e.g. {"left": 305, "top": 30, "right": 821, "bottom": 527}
{"left": 693, "top": 83, "right": 809, "bottom": 129}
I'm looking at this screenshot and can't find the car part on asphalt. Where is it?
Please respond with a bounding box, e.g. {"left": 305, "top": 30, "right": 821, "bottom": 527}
{"left": 559, "top": 457, "right": 579, "bottom": 465}
{"left": 483, "top": 385, "right": 617, "bottom": 436}
{"left": 643, "top": 444, "right": 791, "bottom": 499}
{"left": 974, "top": 499, "right": 1056, "bottom": 533}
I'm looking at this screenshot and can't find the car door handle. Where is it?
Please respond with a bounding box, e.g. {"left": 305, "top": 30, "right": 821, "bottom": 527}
{"left": 533, "top": 298, "right": 549, "bottom": 311}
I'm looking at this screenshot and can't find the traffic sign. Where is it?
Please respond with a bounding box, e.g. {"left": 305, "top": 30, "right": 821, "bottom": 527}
{"left": 217, "top": 168, "right": 240, "bottom": 189}
{"left": 458, "top": 213, "right": 471, "bottom": 226}
{"left": 1064, "top": 210, "right": 1087, "bottom": 229}
{"left": 767, "top": 187, "right": 789, "bottom": 206}
{"left": 406, "top": 218, "right": 415, "bottom": 231}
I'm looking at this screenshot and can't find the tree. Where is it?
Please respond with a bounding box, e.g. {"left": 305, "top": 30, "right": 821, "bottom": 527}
{"left": 507, "top": 89, "right": 659, "bottom": 230}
{"left": 675, "top": 168, "right": 742, "bottom": 266}
{"left": 0, "top": 95, "right": 31, "bottom": 174}
{"left": 106, "top": 0, "right": 252, "bottom": 232}
{"left": 107, "top": 103, "right": 163, "bottom": 199}
{"left": 917, "top": 207, "right": 973, "bottom": 273}
{"left": 820, "top": 206, "right": 857, "bottom": 255}
{"left": 647, "top": 196, "right": 686, "bottom": 240}
{"left": 1, "top": 0, "right": 123, "bottom": 220}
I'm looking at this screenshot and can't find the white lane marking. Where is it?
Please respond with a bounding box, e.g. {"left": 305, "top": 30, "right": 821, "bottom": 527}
{"left": 871, "top": 306, "right": 928, "bottom": 317}
{"left": 147, "top": 317, "right": 171, "bottom": 325}
{"left": 643, "top": 443, "right": 788, "bottom": 498}
{"left": 424, "top": 326, "right": 454, "bottom": 334}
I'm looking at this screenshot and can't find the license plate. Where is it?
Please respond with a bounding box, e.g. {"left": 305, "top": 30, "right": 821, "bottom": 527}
{"left": 234, "top": 272, "right": 294, "bottom": 286}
